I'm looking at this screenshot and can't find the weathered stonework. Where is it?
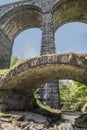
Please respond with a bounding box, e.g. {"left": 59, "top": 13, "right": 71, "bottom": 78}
{"left": 0, "top": 0, "right": 87, "bottom": 110}
{"left": 0, "top": 53, "right": 87, "bottom": 92}
{"left": 0, "top": 53, "right": 87, "bottom": 111}
{"left": 0, "top": 90, "right": 26, "bottom": 111}
{"left": 0, "top": 0, "right": 87, "bottom": 68}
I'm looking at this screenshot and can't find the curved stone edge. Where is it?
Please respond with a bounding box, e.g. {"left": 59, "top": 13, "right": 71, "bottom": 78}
{"left": 0, "top": 53, "right": 87, "bottom": 114}
{"left": 0, "top": 53, "right": 87, "bottom": 88}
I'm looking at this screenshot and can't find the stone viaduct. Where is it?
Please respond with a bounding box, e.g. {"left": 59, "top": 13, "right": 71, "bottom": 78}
{"left": 0, "top": 0, "right": 87, "bottom": 110}
{"left": 0, "top": 0, "right": 87, "bottom": 68}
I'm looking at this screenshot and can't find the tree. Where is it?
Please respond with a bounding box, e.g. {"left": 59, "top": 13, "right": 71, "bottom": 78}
{"left": 59, "top": 80, "right": 75, "bottom": 110}
{"left": 59, "top": 80, "right": 87, "bottom": 111}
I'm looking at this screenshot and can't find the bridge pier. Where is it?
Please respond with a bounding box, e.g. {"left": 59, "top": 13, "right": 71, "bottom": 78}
{"left": 0, "top": 29, "right": 12, "bottom": 68}
{"left": 37, "top": 12, "right": 61, "bottom": 109}
{"left": 41, "top": 13, "right": 55, "bottom": 54}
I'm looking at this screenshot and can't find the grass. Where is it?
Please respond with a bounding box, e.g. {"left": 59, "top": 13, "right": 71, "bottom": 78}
{"left": 0, "top": 69, "right": 9, "bottom": 75}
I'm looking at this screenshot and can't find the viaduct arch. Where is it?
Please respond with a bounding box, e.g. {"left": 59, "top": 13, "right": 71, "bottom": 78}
{"left": 0, "top": 0, "right": 87, "bottom": 68}
{"left": 53, "top": 0, "right": 87, "bottom": 31}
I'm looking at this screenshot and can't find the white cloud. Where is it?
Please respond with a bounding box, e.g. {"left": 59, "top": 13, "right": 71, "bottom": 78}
{"left": 22, "top": 45, "right": 39, "bottom": 59}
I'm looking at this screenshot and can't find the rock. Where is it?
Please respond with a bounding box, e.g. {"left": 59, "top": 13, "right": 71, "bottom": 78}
{"left": 0, "top": 104, "right": 8, "bottom": 111}
{"left": 53, "top": 125, "right": 58, "bottom": 130}
{"left": 34, "top": 124, "right": 44, "bottom": 129}
{"left": 15, "top": 122, "right": 21, "bottom": 128}
{"left": 21, "top": 121, "right": 29, "bottom": 129}
{"left": 74, "top": 126, "right": 87, "bottom": 130}
{"left": 58, "top": 123, "right": 73, "bottom": 130}
{"left": 0, "top": 117, "right": 12, "bottom": 123}
{"left": 75, "top": 113, "right": 87, "bottom": 128}
{"left": 1, "top": 122, "right": 21, "bottom": 130}
{"left": 24, "top": 112, "right": 49, "bottom": 125}
{"left": 34, "top": 106, "right": 61, "bottom": 121}
{"left": 17, "top": 115, "right": 25, "bottom": 121}
{"left": 0, "top": 114, "right": 11, "bottom": 118}
{"left": 0, "top": 111, "right": 81, "bottom": 130}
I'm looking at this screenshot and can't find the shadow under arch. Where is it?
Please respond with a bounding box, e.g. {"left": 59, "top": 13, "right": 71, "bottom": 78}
{"left": 55, "top": 22, "right": 87, "bottom": 53}
{"left": 0, "top": 4, "right": 43, "bottom": 41}
{"left": 52, "top": 0, "right": 87, "bottom": 31}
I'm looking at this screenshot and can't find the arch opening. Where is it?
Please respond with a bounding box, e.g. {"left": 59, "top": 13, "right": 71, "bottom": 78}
{"left": 55, "top": 22, "right": 87, "bottom": 53}
{"left": 0, "top": 4, "right": 42, "bottom": 68}
{"left": 10, "top": 28, "right": 42, "bottom": 66}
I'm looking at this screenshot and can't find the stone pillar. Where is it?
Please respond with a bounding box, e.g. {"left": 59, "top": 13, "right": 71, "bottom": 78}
{"left": 37, "top": 13, "right": 61, "bottom": 109}
{"left": 41, "top": 13, "right": 55, "bottom": 54}
{"left": 0, "top": 29, "right": 12, "bottom": 68}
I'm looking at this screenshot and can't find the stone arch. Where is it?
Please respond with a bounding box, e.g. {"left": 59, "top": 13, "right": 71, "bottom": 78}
{"left": 0, "top": 4, "right": 43, "bottom": 41}
{"left": 0, "top": 4, "right": 43, "bottom": 68}
{"left": 52, "top": 0, "right": 87, "bottom": 31}
{"left": 0, "top": 53, "right": 87, "bottom": 95}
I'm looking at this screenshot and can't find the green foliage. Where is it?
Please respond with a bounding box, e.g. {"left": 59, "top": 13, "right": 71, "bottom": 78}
{"left": 10, "top": 56, "right": 19, "bottom": 67}
{"left": 73, "top": 102, "right": 85, "bottom": 112}
{"left": 82, "top": 103, "right": 87, "bottom": 112}
{"left": 34, "top": 92, "right": 61, "bottom": 113}
{"left": 0, "top": 56, "right": 19, "bottom": 76}
{"left": 0, "top": 69, "right": 9, "bottom": 75}
{"left": 59, "top": 80, "right": 87, "bottom": 112}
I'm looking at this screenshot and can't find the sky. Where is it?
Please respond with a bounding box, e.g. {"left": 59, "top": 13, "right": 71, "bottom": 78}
{"left": 0, "top": 0, "right": 20, "bottom": 5}
{"left": 0, "top": 0, "right": 87, "bottom": 59}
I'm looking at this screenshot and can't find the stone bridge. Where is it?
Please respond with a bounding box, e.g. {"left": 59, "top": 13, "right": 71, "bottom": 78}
{"left": 0, "top": 0, "right": 87, "bottom": 111}
{"left": 0, "top": 53, "right": 87, "bottom": 93}
{"left": 0, "top": 0, "right": 87, "bottom": 68}
{"left": 0, "top": 53, "right": 87, "bottom": 111}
